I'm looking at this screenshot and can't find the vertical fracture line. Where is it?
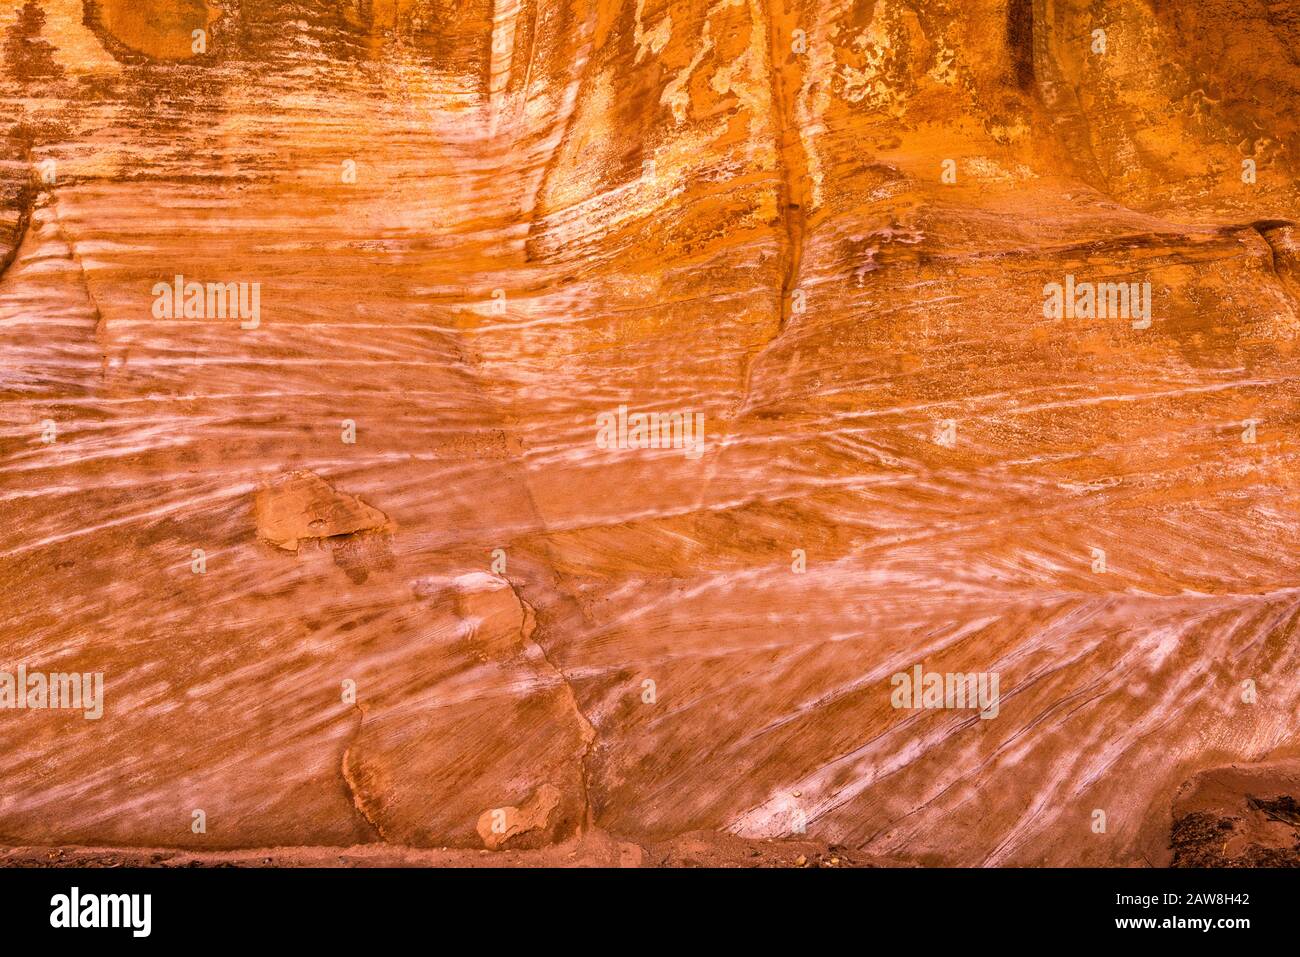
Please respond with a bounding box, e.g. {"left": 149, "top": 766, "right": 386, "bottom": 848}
{"left": 488, "top": 0, "right": 521, "bottom": 138}
{"left": 765, "top": 0, "right": 810, "bottom": 339}
{"left": 731, "top": 0, "right": 810, "bottom": 416}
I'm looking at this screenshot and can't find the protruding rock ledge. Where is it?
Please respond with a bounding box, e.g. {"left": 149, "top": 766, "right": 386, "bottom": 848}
{"left": 476, "top": 783, "right": 565, "bottom": 851}
{"left": 253, "top": 470, "right": 390, "bottom": 553}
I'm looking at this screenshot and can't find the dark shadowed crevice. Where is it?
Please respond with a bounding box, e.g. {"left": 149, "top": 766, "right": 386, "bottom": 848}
{"left": 1006, "top": 0, "right": 1035, "bottom": 90}
{"left": 0, "top": 179, "right": 32, "bottom": 285}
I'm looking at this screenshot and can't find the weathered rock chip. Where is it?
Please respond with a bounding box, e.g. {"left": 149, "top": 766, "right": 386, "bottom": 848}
{"left": 253, "top": 471, "right": 389, "bottom": 552}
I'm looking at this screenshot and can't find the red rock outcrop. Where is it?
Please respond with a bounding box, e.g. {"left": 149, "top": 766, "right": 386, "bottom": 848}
{"left": 1, "top": 0, "right": 1299, "bottom": 865}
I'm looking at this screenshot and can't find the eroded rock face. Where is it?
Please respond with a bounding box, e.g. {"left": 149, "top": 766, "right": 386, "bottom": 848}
{"left": 335, "top": 573, "right": 591, "bottom": 848}
{"left": 1, "top": 0, "right": 1299, "bottom": 866}
{"left": 1164, "top": 763, "right": 1300, "bottom": 867}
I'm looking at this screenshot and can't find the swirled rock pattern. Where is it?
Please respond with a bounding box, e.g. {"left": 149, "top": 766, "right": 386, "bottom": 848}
{"left": 1, "top": 0, "right": 1298, "bottom": 866}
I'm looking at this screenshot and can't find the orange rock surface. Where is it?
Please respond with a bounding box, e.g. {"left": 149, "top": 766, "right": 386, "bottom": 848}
{"left": 1, "top": 0, "right": 1299, "bottom": 866}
